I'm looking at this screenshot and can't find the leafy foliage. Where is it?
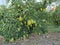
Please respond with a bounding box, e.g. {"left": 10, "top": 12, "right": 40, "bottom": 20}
{"left": 0, "top": 0, "right": 60, "bottom": 42}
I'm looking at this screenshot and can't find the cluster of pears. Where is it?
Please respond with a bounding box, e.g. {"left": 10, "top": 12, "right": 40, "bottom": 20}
{"left": 18, "top": 16, "right": 36, "bottom": 26}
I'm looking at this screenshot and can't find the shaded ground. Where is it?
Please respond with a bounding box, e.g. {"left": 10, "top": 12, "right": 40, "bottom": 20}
{"left": 0, "top": 32, "right": 60, "bottom": 45}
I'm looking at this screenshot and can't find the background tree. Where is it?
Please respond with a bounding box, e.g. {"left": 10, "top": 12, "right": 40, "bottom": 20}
{"left": 0, "top": 0, "right": 60, "bottom": 42}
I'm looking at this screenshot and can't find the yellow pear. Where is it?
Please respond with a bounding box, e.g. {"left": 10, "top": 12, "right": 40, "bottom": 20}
{"left": 19, "top": 16, "right": 23, "bottom": 21}
{"left": 31, "top": 19, "right": 36, "bottom": 24}
{"left": 18, "top": 5, "right": 20, "bottom": 7}
{"left": 10, "top": 38, "right": 14, "bottom": 42}
{"left": 39, "top": 33, "right": 40, "bottom": 35}
{"left": 27, "top": 20, "right": 32, "bottom": 25}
